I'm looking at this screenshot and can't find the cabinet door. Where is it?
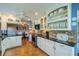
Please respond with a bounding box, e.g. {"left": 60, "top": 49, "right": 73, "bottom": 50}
{"left": 40, "top": 37, "right": 44, "bottom": 50}
{"left": 49, "top": 40, "right": 55, "bottom": 56}
{"left": 37, "top": 37, "right": 55, "bottom": 56}
{"left": 55, "top": 42, "right": 75, "bottom": 56}
{"left": 5, "top": 37, "right": 11, "bottom": 49}
{"left": 37, "top": 37, "right": 41, "bottom": 48}
{"left": 15, "top": 36, "right": 22, "bottom": 46}
{"left": 45, "top": 39, "right": 50, "bottom": 54}
{"left": 54, "top": 42, "right": 62, "bottom": 56}
{"left": 9, "top": 37, "right": 17, "bottom": 48}
{"left": 45, "top": 40, "right": 55, "bottom": 56}
{"left": 37, "top": 37, "right": 39, "bottom": 47}
{"left": 40, "top": 38, "right": 46, "bottom": 51}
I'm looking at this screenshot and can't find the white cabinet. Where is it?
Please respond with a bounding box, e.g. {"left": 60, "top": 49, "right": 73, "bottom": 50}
{"left": 37, "top": 37, "right": 55, "bottom": 56}
{"left": 37, "top": 37, "right": 41, "bottom": 48}
{"left": 55, "top": 42, "right": 75, "bottom": 56}
{"left": 3, "top": 37, "right": 11, "bottom": 49}
{"left": 44, "top": 39, "right": 50, "bottom": 54}
{"left": 14, "top": 36, "right": 22, "bottom": 46}
{"left": 1, "top": 36, "right": 22, "bottom": 55}
{"left": 37, "top": 37, "right": 46, "bottom": 53}
{"left": 40, "top": 38, "right": 46, "bottom": 51}
{"left": 45, "top": 40, "right": 55, "bottom": 56}
{"left": 47, "top": 4, "right": 74, "bottom": 31}
{"left": 8, "top": 37, "right": 15, "bottom": 48}
{"left": 29, "top": 34, "right": 32, "bottom": 42}
{"left": 49, "top": 41, "right": 55, "bottom": 56}
{"left": 37, "top": 37, "right": 75, "bottom": 56}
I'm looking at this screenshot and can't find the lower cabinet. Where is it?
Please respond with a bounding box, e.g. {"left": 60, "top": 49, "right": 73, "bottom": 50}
{"left": 45, "top": 40, "right": 55, "bottom": 56}
{"left": 1, "top": 36, "right": 22, "bottom": 55}
{"left": 37, "top": 37, "right": 41, "bottom": 48}
{"left": 37, "top": 37, "right": 75, "bottom": 56}
{"left": 37, "top": 37, "right": 55, "bottom": 56}
{"left": 55, "top": 42, "right": 75, "bottom": 56}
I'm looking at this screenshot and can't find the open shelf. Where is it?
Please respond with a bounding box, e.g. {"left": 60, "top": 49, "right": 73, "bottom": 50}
{"left": 47, "top": 16, "right": 68, "bottom": 23}
{"left": 47, "top": 5, "right": 72, "bottom": 31}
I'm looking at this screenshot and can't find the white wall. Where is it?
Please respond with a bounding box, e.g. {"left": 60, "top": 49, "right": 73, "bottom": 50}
{"left": 0, "top": 12, "right": 20, "bottom": 30}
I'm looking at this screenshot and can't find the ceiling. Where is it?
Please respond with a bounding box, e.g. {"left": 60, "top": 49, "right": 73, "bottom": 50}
{"left": 0, "top": 3, "right": 68, "bottom": 20}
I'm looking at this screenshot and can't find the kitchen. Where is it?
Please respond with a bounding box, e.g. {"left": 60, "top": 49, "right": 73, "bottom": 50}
{"left": 0, "top": 3, "right": 79, "bottom": 56}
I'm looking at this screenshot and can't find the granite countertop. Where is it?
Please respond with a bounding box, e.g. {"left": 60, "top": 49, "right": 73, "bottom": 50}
{"left": 49, "top": 38, "right": 76, "bottom": 47}
{"left": 38, "top": 36, "right": 76, "bottom": 47}
{"left": 2, "top": 34, "right": 29, "bottom": 39}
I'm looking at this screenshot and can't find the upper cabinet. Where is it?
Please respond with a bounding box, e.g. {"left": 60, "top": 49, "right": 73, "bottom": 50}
{"left": 47, "top": 5, "right": 69, "bottom": 31}
{"left": 47, "top": 4, "right": 78, "bottom": 31}
{"left": 7, "top": 18, "right": 20, "bottom": 24}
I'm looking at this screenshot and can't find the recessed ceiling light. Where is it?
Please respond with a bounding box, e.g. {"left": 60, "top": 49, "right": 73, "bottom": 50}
{"left": 35, "top": 12, "right": 38, "bottom": 16}
{"left": 28, "top": 19, "right": 31, "bottom": 21}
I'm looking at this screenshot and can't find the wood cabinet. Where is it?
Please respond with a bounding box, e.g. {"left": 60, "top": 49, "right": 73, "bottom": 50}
{"left": 37, "top": 37, "right": 75, "bottom": 56}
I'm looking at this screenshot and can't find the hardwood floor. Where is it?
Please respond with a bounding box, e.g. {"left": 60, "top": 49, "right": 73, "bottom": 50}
{"left": 0, "top": 51, "right": 1, "bottom": 56}
{"left": 4, "top": 39, "right": 48, "bottom": 56}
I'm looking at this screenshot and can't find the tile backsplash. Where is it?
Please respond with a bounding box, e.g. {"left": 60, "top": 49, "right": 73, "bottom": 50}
{"left": 49, "top": 30, "right": 76, "bottom": 43}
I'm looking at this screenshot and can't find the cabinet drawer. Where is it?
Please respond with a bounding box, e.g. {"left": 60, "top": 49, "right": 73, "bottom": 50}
{"left": 55, "top": 42, "right": 74, "bottom": 56}
{"left": 55, "top": 42, "right": 73, "bottom": 51}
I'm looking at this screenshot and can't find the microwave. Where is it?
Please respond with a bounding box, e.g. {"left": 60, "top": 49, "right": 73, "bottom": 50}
{"left": 35, "top": 24, "right": 40, "bottom": 30}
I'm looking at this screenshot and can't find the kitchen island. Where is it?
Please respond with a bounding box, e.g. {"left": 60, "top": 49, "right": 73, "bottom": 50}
{"left": 1, "top": 35, "right": 22, "bottom": 56}
{"left": 37, "top": 36, "right": 76, "bottom": 56}
{"left": 1, "top": 34, "right": 32, "bottom": 56}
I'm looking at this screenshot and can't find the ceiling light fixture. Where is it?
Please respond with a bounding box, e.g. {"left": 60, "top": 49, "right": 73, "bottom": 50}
{"left": 35, "top": 12, "right": 38, "bottom": 16}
